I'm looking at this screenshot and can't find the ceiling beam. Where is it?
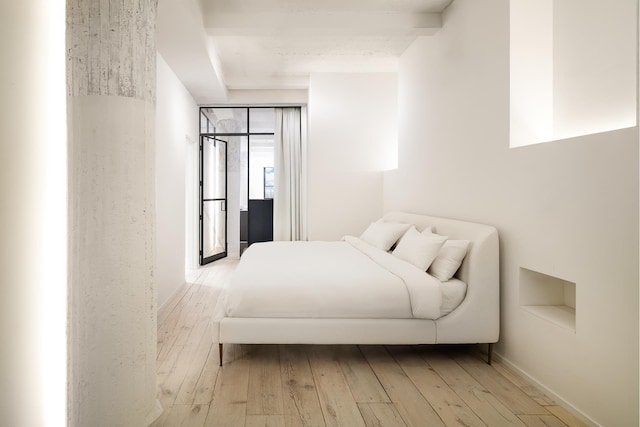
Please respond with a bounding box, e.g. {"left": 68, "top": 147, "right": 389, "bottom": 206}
{"left": 203, "top": 11, "right": 442, "bottom": 37}
{"left": 224, "top": 75, "right": 311, "bottom": 91}
{"left": 157, "top": 0, "right": 228, "bottom": 104}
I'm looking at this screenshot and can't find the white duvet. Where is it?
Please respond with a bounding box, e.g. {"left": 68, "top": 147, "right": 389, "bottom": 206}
{"left": 220, "top": 236, "right": 447, "bottom": 320}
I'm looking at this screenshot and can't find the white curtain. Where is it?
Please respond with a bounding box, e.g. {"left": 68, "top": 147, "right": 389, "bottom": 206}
{"left": 274, "top": 107, "right": 305, "bottom": 241}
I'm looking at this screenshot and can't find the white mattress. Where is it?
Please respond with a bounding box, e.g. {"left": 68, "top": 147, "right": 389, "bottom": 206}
{"left": 221, "top": 238, "right": 466, "bottom": 321}
{"left": 225, "top": 240, "right": 413, "bottom": 319}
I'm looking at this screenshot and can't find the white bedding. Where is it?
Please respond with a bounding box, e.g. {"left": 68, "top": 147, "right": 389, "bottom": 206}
{"left": 440, "top": 278, "right": 467, "bottom": 317}
{"left": 222, "top": 236, "right": 455, "bottom": 320}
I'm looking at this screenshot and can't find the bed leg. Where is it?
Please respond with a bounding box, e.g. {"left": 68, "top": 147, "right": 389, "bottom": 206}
{"left": 487, "top": 343, "right": 494, "bottom": 365}
{"left": 219, "top": 343, "right": 223, "bottom": 366}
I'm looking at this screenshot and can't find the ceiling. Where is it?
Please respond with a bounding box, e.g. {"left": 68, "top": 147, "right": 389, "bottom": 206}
{"left": 158, "top": 0, "right": 453, "bottom": 103}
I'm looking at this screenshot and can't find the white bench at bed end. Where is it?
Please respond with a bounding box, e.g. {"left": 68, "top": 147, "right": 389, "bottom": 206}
{"left": 216, "top": 212, "right": 500, "bottom": 366}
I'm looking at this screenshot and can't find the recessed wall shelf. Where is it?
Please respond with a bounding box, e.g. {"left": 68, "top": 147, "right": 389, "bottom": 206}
{"left": 520, "top": 267, "right": 576, "bottom": 332}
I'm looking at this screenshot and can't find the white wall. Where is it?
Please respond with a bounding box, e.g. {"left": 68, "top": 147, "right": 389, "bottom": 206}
{"left": 510, "top": 0, "right": 636, "bottom": 146}
{"left": 509, "top": 0, "right": 554, "bottom": 146}
{"left": 308, "top": 73, "right": 398, "bottom": 240}
{"left": 384, "top": 1, "right": 638, "bottom": 426}
{"left": 1, "top": 2, "right": 66, "bottom": 425}
{"left": 156, "top": 54, "right": 199, "bottom": 307}
{"left": 552, "top": 0, "right": 636, "bottom": 139}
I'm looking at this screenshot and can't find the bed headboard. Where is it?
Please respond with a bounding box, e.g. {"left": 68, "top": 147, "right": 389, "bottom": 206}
{"left": 383, "top": 211, "right": 500, "bottom": 343}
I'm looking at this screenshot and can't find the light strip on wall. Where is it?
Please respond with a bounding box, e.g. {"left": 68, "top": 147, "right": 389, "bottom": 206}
{"left": 41, "top": 0, "right": 67, "bottom": 425}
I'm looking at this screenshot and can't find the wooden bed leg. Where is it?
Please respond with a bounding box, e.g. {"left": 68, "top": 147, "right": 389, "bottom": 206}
{"left": 487, "top": 343, "right": 494, "bottom": 365}
{"left": 219, "top": 343, "right": 223, "bottom": 366}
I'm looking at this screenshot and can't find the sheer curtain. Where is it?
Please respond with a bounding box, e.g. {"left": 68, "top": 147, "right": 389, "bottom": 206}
{"left": 274, "top": 107, "right": 306, "bottom": 241}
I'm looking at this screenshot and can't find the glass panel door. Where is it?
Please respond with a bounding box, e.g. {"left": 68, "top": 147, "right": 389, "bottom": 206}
{"left": 200, "top": 135, "right": 227, "bottom": 264}
{"left": 247, "top": 134, "right": 275, "bottom": 245}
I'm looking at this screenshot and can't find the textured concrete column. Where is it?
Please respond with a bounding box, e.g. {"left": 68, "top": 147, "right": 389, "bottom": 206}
{"left": 66, "top": 1, "right": 161, "bottom": 426}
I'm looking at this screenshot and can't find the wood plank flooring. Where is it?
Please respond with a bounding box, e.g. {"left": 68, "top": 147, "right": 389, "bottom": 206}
{"left": 151, "top": 260, "right": 588, "bottom": 427}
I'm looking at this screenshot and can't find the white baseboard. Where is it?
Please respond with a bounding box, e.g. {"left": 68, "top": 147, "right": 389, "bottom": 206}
{"left": 157, "top": 279, "right": 191, "bottom": 313}
{"left": 157, "top": 288, "right": 177, "bottom": 313}
{"left": 493, "top": 351, "right": 601, "bottom": 427}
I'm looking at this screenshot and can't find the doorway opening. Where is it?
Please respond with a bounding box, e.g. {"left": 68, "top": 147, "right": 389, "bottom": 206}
{"left": 199, "top": 135, "right": 227, "bottom": 265}
{"left": 199, "top": 107, "right": 277, "bottom": 264}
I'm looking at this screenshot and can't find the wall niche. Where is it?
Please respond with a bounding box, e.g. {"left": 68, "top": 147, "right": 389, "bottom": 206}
{"left": 520, "top": 267, "right": 576, "bottom": 332}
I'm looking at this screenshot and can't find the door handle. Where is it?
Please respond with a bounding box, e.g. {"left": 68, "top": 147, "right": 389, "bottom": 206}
{"left": 221, "top": 201, "right": 226, "bottom": 211}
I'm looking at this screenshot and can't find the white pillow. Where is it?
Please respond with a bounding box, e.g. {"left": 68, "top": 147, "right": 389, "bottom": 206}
{"left": 428, "top": 239, "right": 470, "bottom": 281}
{"left": 392, "top": 226, "right": 447, "bottom": 270}
{"left": 360, "top": 220, "right": 411, "bottom": 251}
{"left": 389, "top": 225, "right": 432, "bottom": 251}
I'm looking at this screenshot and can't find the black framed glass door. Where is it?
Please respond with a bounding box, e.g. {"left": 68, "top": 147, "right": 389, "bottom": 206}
{"left": 200, "top": 135, "right": 227, "bottom": 265}
{"left": 199, "top": 106, "right": 290, "bottom": 257}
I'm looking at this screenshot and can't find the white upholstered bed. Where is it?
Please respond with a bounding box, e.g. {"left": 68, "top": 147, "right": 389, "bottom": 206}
{"left": 212, "top": 212, "right": 499, "bottom": 364}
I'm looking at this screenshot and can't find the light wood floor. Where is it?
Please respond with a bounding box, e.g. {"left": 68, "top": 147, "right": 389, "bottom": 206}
{"left": 152, "top": 260, "right": 588, "bottom": 427}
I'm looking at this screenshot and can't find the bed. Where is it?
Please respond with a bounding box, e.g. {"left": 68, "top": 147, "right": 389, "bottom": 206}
{"left": 212, "top": 211, "right": 499, "bottom": 364}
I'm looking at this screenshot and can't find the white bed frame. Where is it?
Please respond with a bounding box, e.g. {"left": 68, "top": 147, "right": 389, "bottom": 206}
{"left": 214, "top": 212, "right": 500, "bottom": 364}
